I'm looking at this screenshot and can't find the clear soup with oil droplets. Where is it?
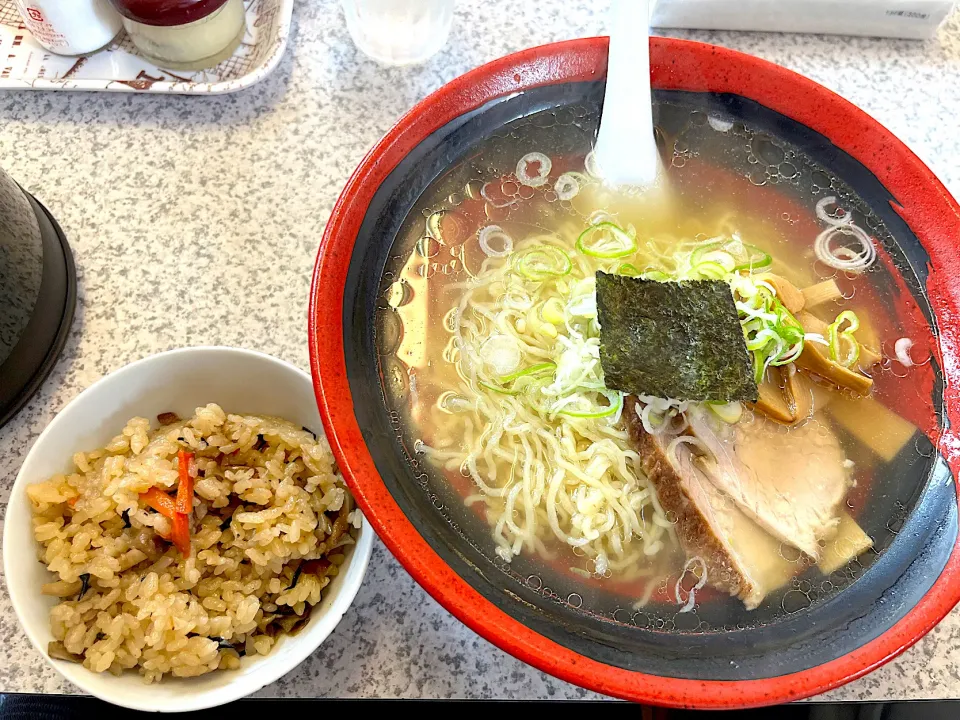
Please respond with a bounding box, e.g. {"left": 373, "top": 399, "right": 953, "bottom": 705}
{"left": 376, "top": 98, "right": 942, "bottom": 631}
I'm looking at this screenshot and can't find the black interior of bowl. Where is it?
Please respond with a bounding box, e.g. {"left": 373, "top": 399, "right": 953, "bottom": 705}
{"left": 342, "top": 81, "right": 957, "bottom": 680}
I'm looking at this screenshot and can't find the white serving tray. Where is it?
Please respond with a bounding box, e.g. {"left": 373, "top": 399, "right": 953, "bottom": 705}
{"left": 0, "top": 0, "right": 292, "bottom": 94}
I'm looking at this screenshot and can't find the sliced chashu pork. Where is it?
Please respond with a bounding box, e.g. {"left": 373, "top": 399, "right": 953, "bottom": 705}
{"left": 686, "top": 407, "right": 851, "bottom": 561}
{"left": 625, "top": 404, "right": 799, "bottom": 609}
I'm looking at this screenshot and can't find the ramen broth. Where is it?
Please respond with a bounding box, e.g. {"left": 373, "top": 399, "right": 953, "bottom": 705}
{"left": 376, "top": 99, "right": 941, "bottom": 626}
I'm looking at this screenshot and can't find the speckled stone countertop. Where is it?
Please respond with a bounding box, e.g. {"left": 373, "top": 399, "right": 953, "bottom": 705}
{"left": 1, "top": 0, "right": 958, "bottom": 702}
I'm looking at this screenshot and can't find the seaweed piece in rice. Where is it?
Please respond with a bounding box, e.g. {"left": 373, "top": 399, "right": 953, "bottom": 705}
{"left": 286, "top": 562, "right": 304, "bottom": 590}
{"left": 219, "top": 503, "right": 241, "bottom": 531}
{"left": 76, "top": 573, "right": 91, "bottom": 601}
{"left": 288, "top": 614, "right": 312, "bottom": 636}
{"left": 302, "top": 426, "right": 317, "bottom": 440}
{"left": 286, "top": 557, "right": 331, "bottom": 590}
{"left": 121, "top": 510, "right": 132, "bottom": 529}
{"left": 317, "top": 504, "right": 351, "bottom": 554}
{"left": 303, "top": 558, "right": 331, "bottom": 576}
{"left": 268, "top": 608, "right": 312, "bottom": 636}
{"left": 208, "top": 636, "right": 238, "bottom": 651}
{"left": 253, "top": 434, "right": 268, "bottom": 452}
{"left": 595, "top": 273, "right": 758, "bottom": 402}
{"left": 186, "top": 634, "right": 246, "bottom": 657}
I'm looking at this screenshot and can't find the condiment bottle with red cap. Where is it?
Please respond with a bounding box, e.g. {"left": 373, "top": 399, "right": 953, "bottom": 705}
{"left": 108, "top": 0, "right": 245, "bottom": 71}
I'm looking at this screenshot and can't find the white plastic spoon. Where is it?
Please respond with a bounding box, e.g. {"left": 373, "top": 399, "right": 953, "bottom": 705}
{"left": 593, "top": 0, "right": 663, "bottom": 188}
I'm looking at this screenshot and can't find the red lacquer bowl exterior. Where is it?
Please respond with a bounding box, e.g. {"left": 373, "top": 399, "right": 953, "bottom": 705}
{"left": 309, "top": 38, "right": 960, "bottom": 708}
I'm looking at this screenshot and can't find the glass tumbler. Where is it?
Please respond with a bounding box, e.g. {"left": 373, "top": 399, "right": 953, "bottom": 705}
{"left": 342, "top": 0, "right": 455, "bottom": 66}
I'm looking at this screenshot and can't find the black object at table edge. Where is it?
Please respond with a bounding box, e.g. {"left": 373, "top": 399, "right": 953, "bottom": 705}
{"left": 0, "top": 191, "right": 76, "bottom": 428}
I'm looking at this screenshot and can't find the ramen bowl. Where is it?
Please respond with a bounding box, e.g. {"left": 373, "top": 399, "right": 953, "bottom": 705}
{"left": 309, "top": 38, "right": 960, "bottom": 707}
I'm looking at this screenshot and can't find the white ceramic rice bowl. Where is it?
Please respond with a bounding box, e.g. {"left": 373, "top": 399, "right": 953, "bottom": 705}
{"left": 3, "top": 346, "right": 373, "bottom": 711}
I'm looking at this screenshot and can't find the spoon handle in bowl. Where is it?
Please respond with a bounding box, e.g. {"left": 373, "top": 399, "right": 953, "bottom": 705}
{"left": 594, "top": 0, "right": 662, "bottom": 188}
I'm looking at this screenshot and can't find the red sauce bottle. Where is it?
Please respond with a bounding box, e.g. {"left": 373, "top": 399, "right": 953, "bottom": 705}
{"left": 110, "top": 0, "right": 229, "bottom": 25}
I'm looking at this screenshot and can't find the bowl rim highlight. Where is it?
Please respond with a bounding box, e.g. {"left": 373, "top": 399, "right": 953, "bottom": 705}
{"left": 4, "top": 346, "right": 373, "bottom": 712}
{"left": 309, "top": 37, "right": 960, "bottom": 708}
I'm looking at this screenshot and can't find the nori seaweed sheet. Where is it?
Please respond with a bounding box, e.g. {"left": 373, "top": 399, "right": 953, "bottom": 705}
{"left": 596, "top": 273, "right": 758, "bottom": 402}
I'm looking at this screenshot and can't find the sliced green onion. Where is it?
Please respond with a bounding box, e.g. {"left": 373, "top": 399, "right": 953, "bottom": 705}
{"left": 708, "top": 401, "right": 743, "bottom": 424}
{"left": 554, "top": 172, "right": 587, "bottom": 201}
{"left": 500, "top": 362, "right": 556, "bottom": 384}
{"left": 736, "top": 281, "right": 807, "bottom": 382}
{"left": 697, "top": 250, "right": 737, "bottom": 271}
{"left": 641, "top": 269, "right": 671, "bottom": 281}
{"left": 480, "top": 362, "right": 558, "bottom": 396}
{"left": 689, "top": 261, "right": 730, "bottom": 280}
{"left": 690, "top": 242, "right": 719, "bottom": 267}
{"left": 831, "top": 310, "right": 860, "bottom": 333}
{"left": 557, "top": 391, "right": 624, "bottom": 419}
{"left": 690, "top": 242, "right": 730, "bottom": 267}
{"left": 752, "top": 351, "right": 767, "bottom": 384}
{"left": 539, "top": 298, "right": 566, "bottom": 325}
{"left": 618, "top": 263, "right": 672, "bottom": 281}
{"left": 745, "top": 328, "right": 779, "bottom": 352}
{"left": 827, "top": 310, "right": 861, "bottom": 367}
{"left": 478, "top": 381, "right": 519, "bottom": 396}
{"left": 691, "top": 239, "right": 772, "bottom": 273}
{"left": 513, "top": 246, "right": 572, "bottom": 281}
{"left": 576, "top": 222, "right": 638, "bottom": 259}
{"left": 770, "top": 309, "right": 805, "bottom": 366}
{"left": 770, "top": 343, "right": 804, "bottom": 366}
{"left": 732, "top": 244, "right": 772, "bottom": 271}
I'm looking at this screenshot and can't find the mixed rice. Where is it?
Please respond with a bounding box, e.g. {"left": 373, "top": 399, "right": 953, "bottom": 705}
{"left": 27, "top": 403, "right": 358, "bottom": 682}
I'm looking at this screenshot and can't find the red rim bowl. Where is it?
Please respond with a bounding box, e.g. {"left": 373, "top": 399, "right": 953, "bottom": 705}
{"left": 309, "top": 37, "right": 960, "bottom": 708}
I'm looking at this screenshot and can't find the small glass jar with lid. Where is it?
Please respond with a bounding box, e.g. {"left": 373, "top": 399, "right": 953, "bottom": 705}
{"left": 109, "top": 0, "right": 245, "bottom": 71}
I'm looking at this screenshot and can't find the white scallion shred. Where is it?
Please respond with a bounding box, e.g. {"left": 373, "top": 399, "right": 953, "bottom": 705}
{"left": 707, "top": 115, "right": 734, "bottom": 133}
{"left": 815, "top": 196, "right": 852, "bottom": 227}
{"left": 708, "top": 401, "right": 743, "bottom": 424}
{"left": 480, "top": 181, "right": 515, "bottom": 208}
{"left": 554, "top": 172, "right": 581, "bottom": 201}
{"left": 584, "top": 150, "right": 603, "bottom": 179}
{"left": 895, "top": 337, "right": 915, "bottom": 367}
{"left": 675, "top": 557, "right": 708, "bottom": 612}
{"left": 812, "top": 197, "right": 876, "bottom": 273}
{"left": 478, "top": 225, "right": 514, "bottom": 257}
{"left": 516, "top": 152, "right": 552, "bottom": 187}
